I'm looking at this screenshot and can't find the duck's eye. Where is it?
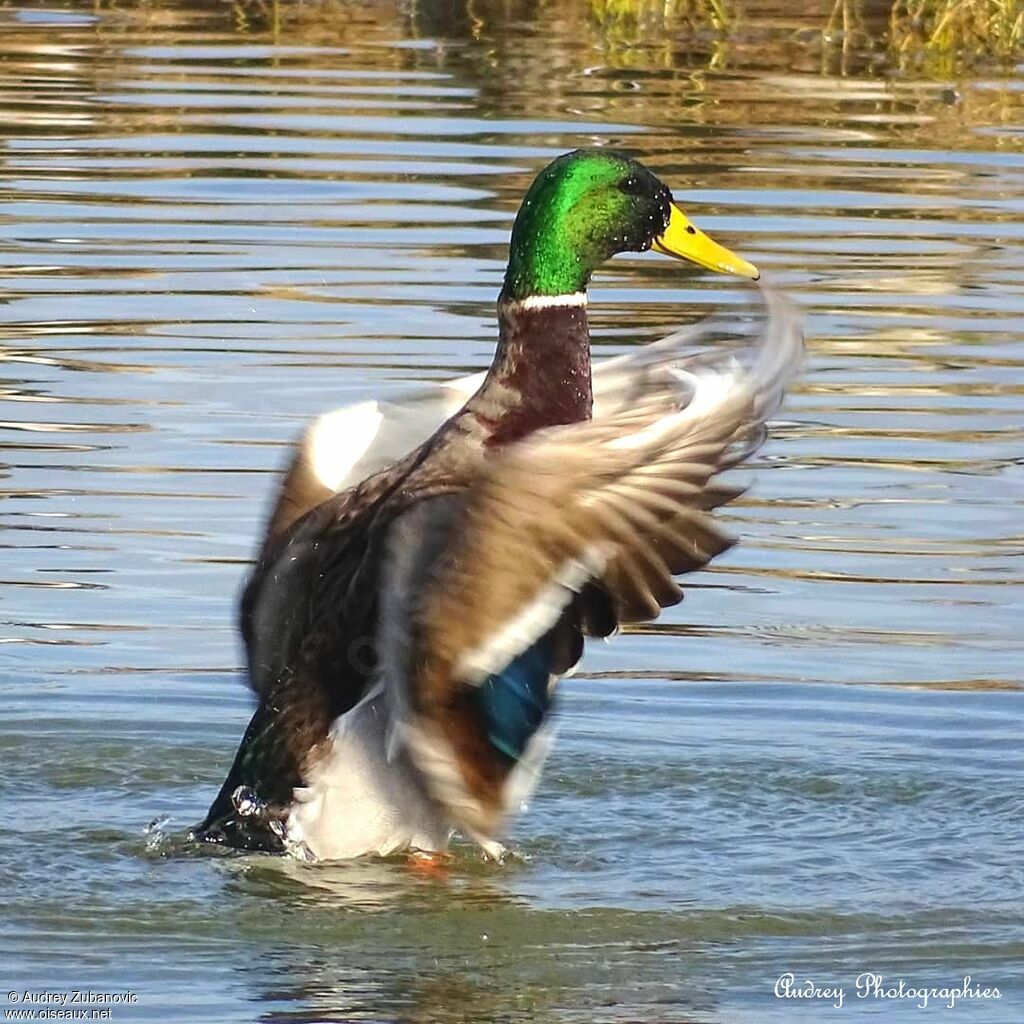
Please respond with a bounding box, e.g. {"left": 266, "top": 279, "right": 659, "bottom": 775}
{"left": 619, "top": 175, "right": 644, "bottom": 196}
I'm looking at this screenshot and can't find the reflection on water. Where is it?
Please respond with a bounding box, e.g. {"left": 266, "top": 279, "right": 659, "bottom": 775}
{"left": 1, "top": 0, "right": 1022, "bottom": 1021}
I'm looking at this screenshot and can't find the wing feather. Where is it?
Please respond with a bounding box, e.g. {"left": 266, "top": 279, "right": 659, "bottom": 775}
{"left": 386, "top": 287, "right": 803, "bottom": 836}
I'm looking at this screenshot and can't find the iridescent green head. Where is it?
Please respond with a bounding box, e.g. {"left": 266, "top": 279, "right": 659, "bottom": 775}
{"left": 501, "top": 149, "right": 758, "bottom": 303}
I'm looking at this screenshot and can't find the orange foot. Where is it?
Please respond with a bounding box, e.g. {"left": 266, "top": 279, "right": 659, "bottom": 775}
{"left": 405, "top": 850, "right": 452, "bottom": 881}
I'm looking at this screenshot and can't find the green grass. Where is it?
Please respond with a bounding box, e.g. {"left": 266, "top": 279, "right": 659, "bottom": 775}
{"left": 890, "top": 0, "right": 1024, "bottom": 60}
{"left": 589, "top": 0, "right": 1023, "bottom": 71}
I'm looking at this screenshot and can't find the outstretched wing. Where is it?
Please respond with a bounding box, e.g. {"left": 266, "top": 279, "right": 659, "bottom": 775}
{"left": 381, "top": 287, "right": 803, "bottom": 841}
{"left": 263, "top": 379, "right": 484, "bottom": 544}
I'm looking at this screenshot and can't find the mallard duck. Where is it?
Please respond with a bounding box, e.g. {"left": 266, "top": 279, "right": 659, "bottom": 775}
{"left": 191, "top": 150, "right": 801, "bottom": 861}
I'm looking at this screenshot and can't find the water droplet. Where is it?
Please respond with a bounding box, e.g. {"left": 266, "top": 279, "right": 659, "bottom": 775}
{"left": 231, "top": 785, "right": 267, "bottom": 819}
{"left": 144, "top": 815, "right": 172, "bottom": 854}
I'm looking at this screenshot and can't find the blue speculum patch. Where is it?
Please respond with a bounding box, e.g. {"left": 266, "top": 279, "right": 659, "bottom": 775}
{"left": 476, "top": 637, "right": 552, "bottom": 761}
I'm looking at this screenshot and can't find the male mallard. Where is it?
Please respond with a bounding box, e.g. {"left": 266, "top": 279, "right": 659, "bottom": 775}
{"left": 192, "top": 150, "right": 801, "bottom": 861}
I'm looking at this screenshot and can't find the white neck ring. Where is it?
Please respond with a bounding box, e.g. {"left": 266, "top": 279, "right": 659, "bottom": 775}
{"left": 502, "top": 292, "right": 588, "bottom": 313}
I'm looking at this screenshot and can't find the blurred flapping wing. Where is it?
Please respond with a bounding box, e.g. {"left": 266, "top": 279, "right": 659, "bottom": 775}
{"left": 384, "top": 285, "right": 803, "bottom": 839}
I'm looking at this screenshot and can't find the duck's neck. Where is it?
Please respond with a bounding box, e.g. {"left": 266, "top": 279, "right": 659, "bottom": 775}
{"left": 472, "top": 290, "right": 592, "bottom": 446}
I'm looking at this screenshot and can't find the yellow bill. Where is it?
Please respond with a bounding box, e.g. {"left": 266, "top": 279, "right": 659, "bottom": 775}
{"left": 652, "top": 203, "right": 759, "bottom": 280}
